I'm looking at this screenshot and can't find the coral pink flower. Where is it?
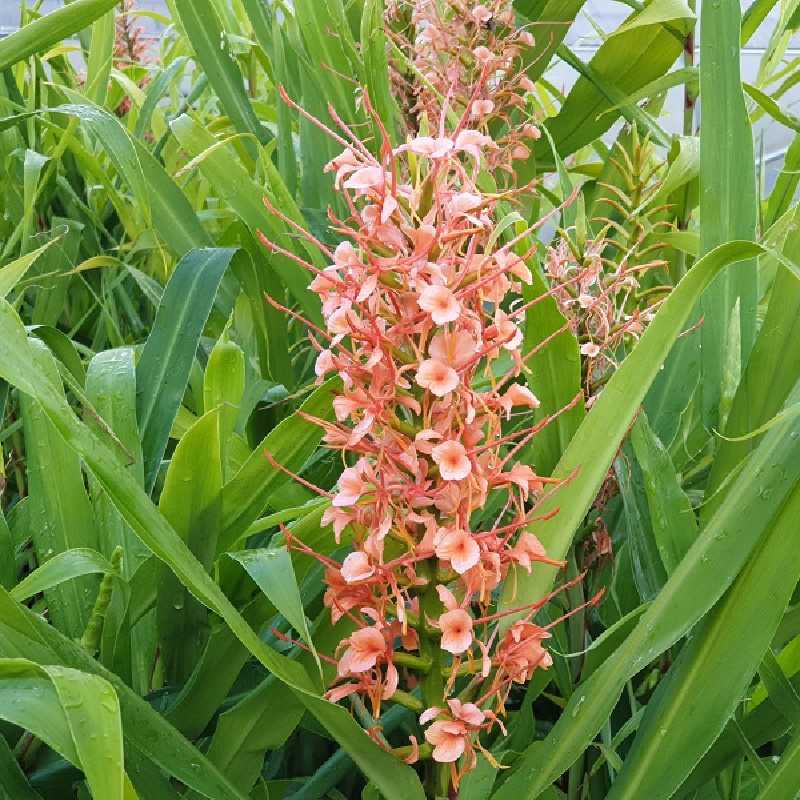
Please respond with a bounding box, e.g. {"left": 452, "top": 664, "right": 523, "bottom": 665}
{"left": 581, "top": 341, "right": 601, "bottom": 358}
{"left": 447, "top": 192, "right": 482, "bottom": 219}
{"left": 418, "top": 285, "right": 461, "bottom": 324}
{"left": 448, "top": 698, "right": 486, "bottom": 726}
{"left": 324, "top": 148, "right": 359, "bottom": 188}
{"left": 416, "top": 359, "right": 459, "bottom": 396}
{"left": 454, "top": 129, "right": 495, "bottom": 159}
{"left": 510, "top": 533, "right": 550, "bottom": 572}
{"left": 432, "top": 440, "right": 471, "bottom": 481}
{"left": 343, "top": 165, "right": 387, "bottom": 191}
{"left": 498, "top": 384, "right": 540, "bottom": 419}
{"left": 429, "top": 329, "right": 477, "bottom": 367}
{"left": 497, "top": 622, "right": 552, "bottom": 682}
{"left": 425, "top": 720, "right": 468, "bottom": 762}
{"left": 267, "top": 4, "right": 580, "bottom": 781}
{"left": 338, "top": 627, "right": 386, "bottom": 675}
{"left": 505, "top": 464, "right": 543, "bottom": 502}
{"left": 472, "top": 5, "right": 493, "bottom": 24}
{"left": 321, "top": 507, "right": 353, "bottom": 545}
{"left": 471, "top": 99, "right": 495, "bottom": 118}
{"left": 332, "top": 464, "right": 365, "bottom": 507}
{"left": 407, "top": 136, "right": 455, "bottom": 159}
{"left": 472, "top": 45, "right": 493, "bottom": 63}
{"left": 439, "top": 609, "right": 473, "bottom": 654}
{"left": 340, "top": 551, "right": 374, "bottom": 583}
{"left": 435, "top": 528, "right": 480, "bottom": 574}
{"left": 493, "top": 308, "right": 523, "bottom": 350}
{"left": 315, "top": 349, "right": 335, "bottom": 378}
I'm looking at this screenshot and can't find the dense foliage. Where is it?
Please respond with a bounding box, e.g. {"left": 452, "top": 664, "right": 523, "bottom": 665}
{"left": 0, "top": 1, "right": 799, "bottom": 798}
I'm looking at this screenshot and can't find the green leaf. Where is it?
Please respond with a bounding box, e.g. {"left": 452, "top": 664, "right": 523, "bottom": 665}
{"left": 0, "top": 659, "right": 125, "bottom": 800}
{"left": 173, "top": 0, "right": 267, "bottom": 150}
{"left": 742, "top": 0, "right": 780, "bottom": 44}
{"left": 133, "top": 140, "right": 211, "bottom": 256}
{"left": 615, "top": 446, "right": 666, "bottom": 598}
{"left": 230, "top": 238, "right": 294, "bottom": 386}
{"left": 229, "top": 547, "right": 321, "bottom": 679}
{"left": 520, "top": 240, "right": 583, "bottom": 475}
{"left": 523, "top": 0, "right": 693, "bottom": 171}
{"left": 650, "top": 135, "right": 700, "bottom": 209}
{"left": 766, "top": 133, "right": 800, "bottom": 229}
{"left": 204, "top": 337, "right": 246, "bottom": 479}
{"left": 136, "top": 248, "right": 235, "bottom": 492}
{"left": 51, "top": 101, "right": 152, "bottom": 230}
{"left": 46, "top": 664, "right": 126, "bottom": 800}
{"left": 0, "top": 734, "right": 43, "bottom": 800}
{"left": 629, "top": 412, "right": 697, "bottom": 574}
{"left": 752, "top": 722, "right": 800, "bottom": 800}
{"left": 163, "top": 596, "right": 271, "bottom": 740}
{"left": 516, "top": 0, "right": 587, "bottom": 84}
{"left": 85, "top": 8, "right": 115, "bottom": 107}
{"left": 0, "top": 239, "right": 58, "bottom": 298}
{"left": 758, "top": 649, "right": 800, "bottom": 726}
{"left": 10, "top": 548, "right": 114, "bottom": 603}
{"left": 704, "top": 204, "right": 800, "bottom": 519}
{"left": 0, "top": 0, "right": 118, "bottom": 71}
{"left": 169, "top": 114, "right": 323, "bottom": 325}
{"left": 744, "top": 82, "right": 800, "bottom": 133}
{"left": 218, "top": 378, "right": 340, "bottom": 552}
{"left": 680, "top": 666, "right": 799, "bottom": 795}
{"left": 157, "top": 408, "right": 223, "bottom": 684}
{"left": 270, "top": 21, "right": 298, "bottom": 197}
{"left": 0, "top": 510, "right": 15, "bottom": 591}
{"left": 133, "top": 56, "right": 189, "bottom": 140}
{"left": 85, "top": 348, "right": 154, "bottom": 694}
{"left": 0, "top": 592, "right": 248, "bottom": 800}
{"left": 292, "top": 0, "right": 360, "bottom": 123}
{"left": 698, "top": 0, "right": 758, "bottom": 427}
{"left": 20, "top": 341, "right": 99, "bottom": 639}
{"left": 361, "top": 0, "right": 398, "bottom": 146}
{"left": 198, "top": 676, "right": 305, "bottom": 795}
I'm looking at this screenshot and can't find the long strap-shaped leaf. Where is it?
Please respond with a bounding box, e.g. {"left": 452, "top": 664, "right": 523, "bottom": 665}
{"left": 752, "top": 718, "right": 800, "bottom": 800}
{"left": 172, "top": 0, "right": 267, "bottom": 151}
{"left": 697, "top": 0, "right": 758, "bottom": 427}
{"left": 137, "top": 247, "right": 234, "bottom": 492}
{"left": 0, "top": 659, "right": 127, "bottom": 800}
{"left": 0, "top": 301, "right": 426, "bottom": 800}
{"left": 0, "top": 0, "right": 118, "bottom": 71}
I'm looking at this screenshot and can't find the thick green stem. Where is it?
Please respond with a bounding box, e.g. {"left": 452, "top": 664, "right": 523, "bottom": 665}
{"left": 418, "top": 574, "right": 449, "bottom": 799}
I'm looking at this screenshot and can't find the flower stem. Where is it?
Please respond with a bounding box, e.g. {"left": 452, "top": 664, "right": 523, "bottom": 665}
{"left": 418, "top": 574, "right": 450, "bottom": 798}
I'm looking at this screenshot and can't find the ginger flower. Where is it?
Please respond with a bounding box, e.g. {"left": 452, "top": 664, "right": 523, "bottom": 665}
{"left": 435, "top": 528, "right": 480, "bottom": 575}
{"left": 432, "top": 440, "right": 472, "bottom": 481}
{"left": 338, "top": 627, "right": 387, "bottom": 675}
{"left": 340, "top": 551, "right": 375, "bottom": 583}
{"left": 418, "top": 285, "right": 461, "bottom": 324}
{"left": 439, "top": 609, "right": 474, "bottom": 654}
{"left": 416, "top": 359, "right": 459, "bottom": 397}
